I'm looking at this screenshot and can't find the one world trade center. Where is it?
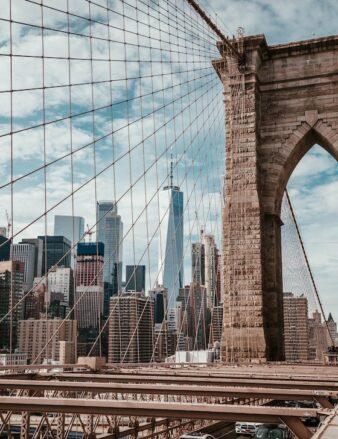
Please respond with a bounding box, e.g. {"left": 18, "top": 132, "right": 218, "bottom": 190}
{"left": 158, "top": 160, "right": 184, "bottom": 310}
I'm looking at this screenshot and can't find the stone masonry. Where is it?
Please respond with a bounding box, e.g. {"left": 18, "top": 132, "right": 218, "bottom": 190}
{"left": 213, "top": 35, "right": 338, "bottom": 362}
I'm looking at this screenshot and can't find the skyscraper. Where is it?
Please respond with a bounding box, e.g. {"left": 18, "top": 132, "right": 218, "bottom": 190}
{"left": 54, "top": 215, "right": 85, "bottom": 245}
{"left": 12, "top": 243, "right": 36, "bottom": 291}
{"left": 47, "top": 266, "right": 74, "bottom": 308}
{"left": 125, "top": 265, "right": 146, "bottom": 292}
{"left": 308, "top": 310, "right": 331, "bottom": 362}
{"left": 283, "top": 292, "right": 309, "bottom": 362}
{"left": 0, "top": 236, "right": 11, "bottom": 262}
{"left": 54, "top": 215, "right": 85, "bottom": 265}
{"left": 96, "top": 202, "right": 123, "bottom": 293}
{"left": 149, "top": 284, "right": 168, "bottom": 324}
{"left": 75, "top": 242, "right": 104, "bottom": 330}
{"left": 0, "top": 261, "right": 24, "bottom": 350}
{"left": 191, "top": 242, "right": 205, "bottom": 285}
{"left": 20, "top": 238, "right": 43, "bottom": 278}
{"left": 76, "top": 242, "right": 104, "bottom": 287}
{"left": 210, "top": 305, "right": 223, "bottom": 344}
{"left": 158, "top": 160, "right": 184, "bottom": 309}
{"left": 203, "top": 234, "right": 218, "bottom": 309}
{"left": 108, "top": 292, "right": 154, "bottom": 363}
{"left": 38, "top": 236, "right": 71, "bottom": 275}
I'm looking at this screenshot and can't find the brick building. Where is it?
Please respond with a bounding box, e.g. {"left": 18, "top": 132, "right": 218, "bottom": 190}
{"left": 283, "top": 293, "right": 309, "bottom": 362}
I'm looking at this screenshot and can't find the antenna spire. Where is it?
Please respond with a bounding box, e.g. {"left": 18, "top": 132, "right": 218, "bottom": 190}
{"left": 170, "top": 153, "right": 173, "bottom": 187}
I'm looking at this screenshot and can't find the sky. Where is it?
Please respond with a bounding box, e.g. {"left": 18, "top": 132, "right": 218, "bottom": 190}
{"left": 203, "top": 0, "right": 338, "bottom": 314}
{"left": 0, "top": 0, "right": 337, "bottom": 316}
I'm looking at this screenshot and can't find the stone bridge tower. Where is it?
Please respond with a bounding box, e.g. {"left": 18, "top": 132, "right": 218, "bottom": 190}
{"left": 213, "top": 35, "right": 338, "bottom": 362}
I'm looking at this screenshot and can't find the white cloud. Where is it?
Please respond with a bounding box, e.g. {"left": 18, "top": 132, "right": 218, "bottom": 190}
{"left": 0, "top": 0, "right": 336, "bottom": 304}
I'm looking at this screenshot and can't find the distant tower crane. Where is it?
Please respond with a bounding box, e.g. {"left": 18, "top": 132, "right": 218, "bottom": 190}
{"left": 85, "top": 224, "right": 94, "bottom": 242}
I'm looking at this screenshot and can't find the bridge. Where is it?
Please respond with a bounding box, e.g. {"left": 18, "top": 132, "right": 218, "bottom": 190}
{"left": 0, "top": 0, "right": 337, "bottom": 438}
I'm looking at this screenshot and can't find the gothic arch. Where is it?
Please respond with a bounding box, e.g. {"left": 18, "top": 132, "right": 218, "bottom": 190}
{"left": 274, "top": 119, "right": 338, "bottom": 215}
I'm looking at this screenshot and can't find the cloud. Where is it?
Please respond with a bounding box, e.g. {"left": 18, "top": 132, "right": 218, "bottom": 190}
{"left": 0, "top": 0, "right": 336, "bottom": 304}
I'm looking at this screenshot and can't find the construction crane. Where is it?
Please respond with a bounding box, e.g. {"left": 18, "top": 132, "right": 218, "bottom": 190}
{"left": 85, "top": 224, "right": 94, "bottom": 242}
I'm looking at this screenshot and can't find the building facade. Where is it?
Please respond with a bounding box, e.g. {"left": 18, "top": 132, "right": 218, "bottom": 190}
{"left": 327, "top": 313, "right": 338, "bottom": 345}
{"left": 308, "top": 310, "right": 331, "bottom": 362}
{"left": 283, "top": 293, "right": 309, "bottom": 362}
{"left": 158, "top": 165, "right": 184, "bottom": 310}
{"left": 191, "top": 242, "right": 205, "bottom": 285}
{"left": 149, "top": 284, "right": 168, "bottom": 324}
{"left": 0, "top": 261, "right": 24, "bottom": 350}
{"left": 20, "top": 238, "right": 43, "bottom": 279}
{"left": 47, "top": 266, "right": 74, "bottom": 308}
{"left": 76, "top": 242, "right": 104, "bottom": 287}
{"left": 18, "top": 318, "right": 77, "bottom": 364}
{"left": 54, "top": 215, "right": 85, "bottom": 248}
{"left": 210, "top": 305, "right": 223, "bottom": 344}
{"left": 74, "top": 285, "right": 103, "bottom": 329}
{"left": 38, "top": 236, "right": 71, "bottom": 275}
{"left": 12, "top": 243, "right": 36, "bottom": 291}
{"left": 0, "top": 236, "right": 11, "bottom": 261}
{"left": 125, "top": 265, "right": 146, "bottom": 292}
{"left": 203, "top": 234, "right": 217, "bottom": 309}
{"left": 108, "top": 292, "right": 154, "bottom": 363}
{"left": 75, "top": 242, "right": 104, "bottom": 331}
{"left": 96, "top": 201, "right": 123, "bottom": 293}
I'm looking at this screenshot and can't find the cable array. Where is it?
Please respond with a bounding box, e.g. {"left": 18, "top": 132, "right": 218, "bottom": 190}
{"left": 0, "top": 0, "right": 225, "bottom": 364}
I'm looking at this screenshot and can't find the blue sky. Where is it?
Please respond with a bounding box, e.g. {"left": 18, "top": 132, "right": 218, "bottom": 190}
{"left": 0, "top": 0, "right": 337, "bottom": 316}
{"left": 0, "top": 0, "right": 224, "bottom": 293}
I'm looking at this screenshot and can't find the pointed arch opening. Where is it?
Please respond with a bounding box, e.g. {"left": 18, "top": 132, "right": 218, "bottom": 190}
{"left": 275, "top": 125, "right": 338, "bottom": 216}
{"left": 281, "top": 142, "right": 338, "bottom": 362}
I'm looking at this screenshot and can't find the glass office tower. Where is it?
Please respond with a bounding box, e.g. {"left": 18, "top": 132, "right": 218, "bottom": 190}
{"left": 158, "top": 162, "right": 184, "bottom": 309}
{"left": 37, "top": 236, "right": 71, "bottom": 275}
{"left": 54, "top": 215, "right": 85, "bottom": 247}
{"left": 96, "top": 202, "right": 123, "bottom": 293}
{"left": 125, "top": 265, "right": 146, "bottom": 292}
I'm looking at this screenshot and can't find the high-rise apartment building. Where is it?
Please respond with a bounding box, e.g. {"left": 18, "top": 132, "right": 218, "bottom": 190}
{"left": 108, "top": 292, "right": 154, "bottom": 363}
{"left": 38, "top": 236, "right": 71, "bottom": 275}
{"left": 283, "top": 292, "right": 309, "bottom": 362}
{"left": 191, "top": 242, "right": 205, "bottom": 285}
{"left": 18, "top": 318, "right": 77, "bottom": 364}
{"left": 12, "top": 243, "right": 36, "bottom": 291}
{"left": 158, "top": 162, "right": 184, "bottom": 309}
{"left": 96, "top": 201, "right": 123, "bottom": 293}
{"left": 21, "top": 238, "right": 43, "bottom": 278}
{"left": 0, "top": 261, "right": 24, "bottom": 349}
{"left": 74, "top": 286, "right": 104, "bottom": 329}
{"left": 125, "top": 265, "right": 146, "bottom": 292}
